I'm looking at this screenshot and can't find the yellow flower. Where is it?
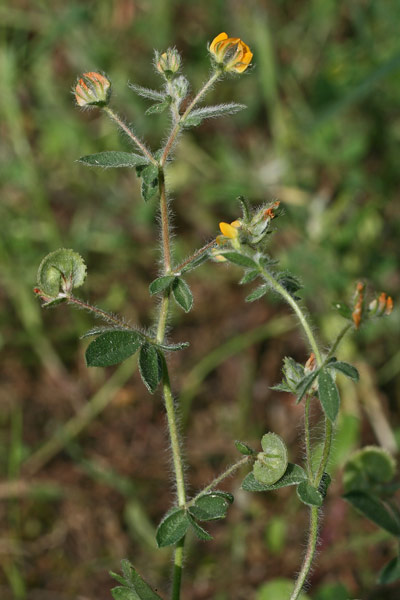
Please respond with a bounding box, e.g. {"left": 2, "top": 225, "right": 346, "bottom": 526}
{"left": 219, "top": 220, "right": 241, "bottom": 239}
{"left": 75, "top": 72, "right": 111, "bottom": 107}
{"left": 209, "top": 32, "right": 253, "bottom": 74}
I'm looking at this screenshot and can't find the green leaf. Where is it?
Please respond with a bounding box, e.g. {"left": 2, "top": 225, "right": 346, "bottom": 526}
{"left": 328, "top": 360, "right": 359, "bottom": 382}
{"left": 343, "top": 490, "right": 400, "bottom": 535}
{"left": 379, "top": 555, "right": 400, "bottom": 584}
{"left": 156, "top": 507, "right": 189, "bottom": 547}
{"left": 297, "top": 481, "right": 323, "bottom": 507}
{"left": 253, "top": 433, "right": 288, "bottom": 486}
{"left": 37, "top": 248, "right": 86, "bottom": 298}
{"left": 318, "top": 472, "right": 332, "bottom": 499}
{"left": 235, "top": 440, "right": 254, "bottom": 455}
{"left": 86, "top": 330, "right": 142, "bottom": 367}
{"left": 139, "top": 164, "right": 159, "bottom": 202}
{"left": 181, "top": 114, "right": 203, "bottom": 128}
{"left": 190, "top": 494, "right": 229, "bottom": 521}
{"left": 180, "top": 252, "right": 209, "bottom": 274}
{"left": 333, "top": 302, "right": 352, "bottom": 319}
{"left": 245, "top": 285, "right": 268, "bottom": 302}
{"left": 145, "top": 98, "right": 171, "bottom": 115}
{"left": 220, "top": 251, "right": 257, "bottom": 269}
{"left": 318, "top": 368, "right": 340, "bottom": 422}
{"left": 187, "top": 103, "right": 246, "bottom": 123}
{"left": 343, "top": 446, "right": 397, "bottom": 493}
{"left": 172, "top": 278, "right": 193, "bottom": 312}
{"left": 295, "top": 370, "right": 319, "bottom": 404}
{"left": 78, "top": 151, "right": 149, "bottom": 168}
{"left": 128, "top": 83, "right": 165, "bottom": 101}
{"left": 187, "top": 513, "right": 213, "bottom": 541}
{"left": 149, "top": 275, "right": 175, "bottom": 295}
{"left": 239, "top": 270, "right": 259, "bottom": 285}
{"left": 276, "top": 272, "right": 302, "bottom": 299}
{"left": 242, "top": 463, "right": 307, "bottom": 492}
{"left": 138, "top": 344, "right": 163, "bottom": 393}
{"left": 111, "top": 560, "right": 163, "bottom": 600}
{"left": 111, "top": 587, "right": 139, "bottom": 600}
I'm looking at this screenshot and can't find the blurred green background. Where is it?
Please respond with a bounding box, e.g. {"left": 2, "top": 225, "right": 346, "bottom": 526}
{"left": 0, "top": 0, "right": 399, "bottom": 598}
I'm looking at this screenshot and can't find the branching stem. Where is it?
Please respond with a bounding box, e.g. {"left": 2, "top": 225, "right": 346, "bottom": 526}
{"left": 189, "top": 455, "right": 252, "bottom": 506}
{"left": 161, "top": 70, "right": 221, "bottom": 166}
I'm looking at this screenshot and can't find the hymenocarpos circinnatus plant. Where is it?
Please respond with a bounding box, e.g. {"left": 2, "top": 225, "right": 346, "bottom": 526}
{"left": 33, "top": 32, "right": 396, "bottom": 600}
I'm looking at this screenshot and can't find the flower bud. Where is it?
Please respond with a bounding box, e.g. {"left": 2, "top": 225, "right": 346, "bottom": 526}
{"left": 155, "top": 48, "right": 181, "bottom": 77}
{"left": 170, "top": 75, "right": 189, "bottom": 101}
{"left": 209, "top": 32, "right": 253, "bottom": 74}
{"left": 74, "top": 72, "right": 111, "bottom": 108}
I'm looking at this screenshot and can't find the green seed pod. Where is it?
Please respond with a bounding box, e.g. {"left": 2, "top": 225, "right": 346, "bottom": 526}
{"left": 36, "top": 248, "right": 87, "bottom": 299}
{"left": 253, "top": 432, "right": 288, "bottom": 486}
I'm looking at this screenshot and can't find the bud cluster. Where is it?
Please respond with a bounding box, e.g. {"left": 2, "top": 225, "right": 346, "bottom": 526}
{"left": 74, "top": 72, "right": 112, "bottom": 108}
{"left": 352, "top": 282, "right": 393, "bottom": 329}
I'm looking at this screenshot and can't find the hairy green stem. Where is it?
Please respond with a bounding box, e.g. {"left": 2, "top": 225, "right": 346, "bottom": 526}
{"left": 289, "top": 507, "right": 319, "bottom": 600}
{"left": 189, "top": 455, "right": 252, "bottom": 505}
{"left": 173, "top": 239, "right": 217, "bottom": 274}
{"left": 327, "top": 323, "right": 353, "bottom": 360}
{"left": 103, "top": 107, "right": 157, "bottom": 165}
{"left": 260, "top": 267, "right": 322, "bottom": 365}
{"left": 161, "top": 70, "right": 221, "bottom": 166}
{"left": 67, "top": 295, "right": 133, "bottom": 330}
{"left": 156, "top": 164, "right": 186, "bottom": 600}
{"left": 304, "top": 394, "right": 313, "bottom": 479}
{"left": 171, "top": 537, "right": 185, "bottom": 600}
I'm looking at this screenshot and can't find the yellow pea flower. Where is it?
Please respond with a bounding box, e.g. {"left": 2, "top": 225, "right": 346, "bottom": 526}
{"left": 209, "top": 32, "right": 253, "bottom": 74}
{"left": 219, "top": 220, "right": 241, "bottom": 239}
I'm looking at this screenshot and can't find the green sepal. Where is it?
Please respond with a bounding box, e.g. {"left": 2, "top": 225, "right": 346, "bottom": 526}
{"left": 156, "top": 507, "right": 189, "bottom": 547}
{"left": 187, "top": 513, "right": 213, "bottom": 541}
{"left": 245, "top": 285, "right": 268, "bottom": 302}
{"left": 252, "top": 433, "right": 288, "bottom": 486}
{"left": 172, "top": 278, "right": 193, "bottom": 312}
{"left": 239, "top": 270, "right": 259, "bottom": 285}
{"left": 37, "top": 248, "right": 86, "bottom": 297}
{"left": 235, "top": 440, "right": 255, "bottom": 455}
{"left": 220, "top": 251, "right": 257, "bottom": 269}
{"left": 333, "top": 302, "right": 352, "bottom": 319}
{"left": 295, "top": 370, "right": 319, "bottom": 404}
{"left": 327, "top": 359, "right": 359, "bottom": 382}
{"left": 238, "top": 195, "right": 251, "bottom": 222}
{"left": 318, "top": 368, "right": 340, "bottom": 422}
{"left": 145, "top": 97, "right": 171, "bottom": 115}
{"left": 378, "top": 555, "right": 400, "bottom": 585}
{"left": 343, "top": 490, "right": 400, "bottom": 536}
{"left": 138, "top": 344, "right": 163, "bottom": 393}
{"left": 86, "top": 330, "right": 143, "bottom": 367}
{"left": 242, "top": 463, "right": 307, "bottom": 492}
{"left": 189, "top": 493, "right": 230, "bottom": 521}
{"left": 296, "top": 481, "right": 323, "bottom": 507}
{"left": 149, "top": 275, "right": 175, "bottom": 296}
{"left": 78, "top": 151, "right": 149, "bottom": 169}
